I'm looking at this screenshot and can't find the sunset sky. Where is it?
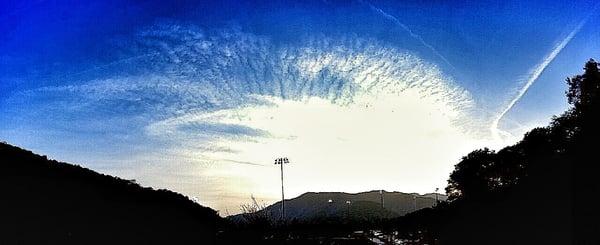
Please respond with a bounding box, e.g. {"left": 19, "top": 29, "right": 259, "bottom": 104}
{"left": 1, "top": 0, "right": 599, "bottom": 214}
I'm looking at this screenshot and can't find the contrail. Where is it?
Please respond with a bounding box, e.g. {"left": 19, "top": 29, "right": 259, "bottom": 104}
{"left": 196, "top": 155, "right": 268, "bottom": 167}
{"left": 159, "top": 152, "right": 268, "bottom": 167}
{"left": 359, "top": 0, "right": 456, "bottom": 71}
{"left": 491, "top": 7, "right": 598, "bottom": 141}
{"left": 219, "top": 158, "right": 268, "bottom": 167}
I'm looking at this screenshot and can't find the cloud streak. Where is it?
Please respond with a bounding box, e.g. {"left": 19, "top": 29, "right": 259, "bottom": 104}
{"left": 359, "top": 0, "right": 456, "bottom": 71}
{"left": 491, "top": 8, "right": 598, "bottom": 140}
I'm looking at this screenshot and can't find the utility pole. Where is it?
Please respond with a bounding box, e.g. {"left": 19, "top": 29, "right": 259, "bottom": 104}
{"left": 380, "top": 190, "right": 384, "bottom": 209}
{"left": 413, "top": 194, "right": 417, "bottom": 212}
{"left": 274, "top": 157, "right": 289, "bottom": 221}
{"left": 435, "top": 188, "right": 439, "bottom": 205}
{"left": 345, "top": 200, "right": 352, "bottom": 219}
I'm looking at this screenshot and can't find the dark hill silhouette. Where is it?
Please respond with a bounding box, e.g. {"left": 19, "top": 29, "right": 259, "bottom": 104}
{"left": 232, "top": 190, "right": 446, "bottom": 223}
{"left": 0, "top": 142, "right": 221, "bottom": 245}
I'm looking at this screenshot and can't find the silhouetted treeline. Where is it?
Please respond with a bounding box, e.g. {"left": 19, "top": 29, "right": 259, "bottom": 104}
{"left": 0, "top": 143, "right": 222, "bottom": 244}
{"left": 389, "top": 59, "right": 600, "bottom": 244}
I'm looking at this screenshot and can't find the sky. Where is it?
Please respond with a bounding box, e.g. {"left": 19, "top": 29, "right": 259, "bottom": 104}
{"left": 1, "top": 0, "right": 599, "bottom": 214}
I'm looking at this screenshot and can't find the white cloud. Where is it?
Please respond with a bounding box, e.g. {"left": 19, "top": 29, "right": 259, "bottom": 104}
{"left": 136, "top": 28, "right": 491, "bottom": 212}
{"left": 15, "top": 23, "right": 498, "bottom": 214}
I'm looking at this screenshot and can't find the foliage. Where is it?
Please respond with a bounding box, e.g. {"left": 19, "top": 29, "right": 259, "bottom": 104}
{"left": 566, "top": 59, "right": 600, "bottom": 108}
{"left": 398, "top": 58, "right": 600, "bottom": 244}
{"left": 238, "top": 195, "right": 276, "bottom": 226}
{"left": 445, "top": 59, "right": 599, "bottom": 202}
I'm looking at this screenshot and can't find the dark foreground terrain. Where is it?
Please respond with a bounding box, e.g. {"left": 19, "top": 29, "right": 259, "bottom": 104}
{"left": 0, "top": 141, "right": 386, "bottom": 244}
{"left": 0, "top": 142, "right": 222, "bottom": 244}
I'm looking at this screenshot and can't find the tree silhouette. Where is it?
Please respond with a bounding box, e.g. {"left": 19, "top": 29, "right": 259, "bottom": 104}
{"left": 566, "top": 59, "right": 600, "bottom": 109}
{"left": 445, "top": 59, "right": 600, "bottom": 203}
{"left": 446, "top": 148, "right": 496, "bottom": 200}
{"left": 398, "top": 58, "right": 600, "bottom": 244}
{"left": 567, "top": 58, "right": 600, "bottom": 245}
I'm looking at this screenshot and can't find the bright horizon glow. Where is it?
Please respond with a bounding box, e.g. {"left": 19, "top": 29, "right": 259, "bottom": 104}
{"left": 1, "top": 0, "right": 599, "bottom": 215}
{"left": 147, "top": 95, "right": 493, "bottom": 212}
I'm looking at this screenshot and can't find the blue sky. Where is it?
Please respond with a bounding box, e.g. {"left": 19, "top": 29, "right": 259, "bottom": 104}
{"left": 1, "top": 0, "right": 599, "bottom": 213}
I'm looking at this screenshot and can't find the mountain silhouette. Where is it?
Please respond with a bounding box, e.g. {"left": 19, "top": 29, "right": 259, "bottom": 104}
{"left": 0, "top": 142, "right": 222, "bottom": 245}
{"left": 232, "top": 190, "right": 446, "bottom": 223}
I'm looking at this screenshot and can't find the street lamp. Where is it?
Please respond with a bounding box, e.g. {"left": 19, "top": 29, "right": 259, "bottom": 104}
{"left": 379, "top": 190, "right": 384, "bottom": 209}
{"left": 413, "top": 194, "right": 417, "bottom": 212}
{"left": 274, "top": 157, "right": 290, "bottom": 221}
{"left": 345, "top": 200, "right": 352, "bottom": 219}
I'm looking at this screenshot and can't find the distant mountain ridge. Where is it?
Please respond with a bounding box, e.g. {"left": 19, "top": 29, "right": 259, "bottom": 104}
{"left": 231, "top": 190, "right": 446, "bottom": 222}
{"left": 0, "top": 142, "right": 221, "bottom": 244}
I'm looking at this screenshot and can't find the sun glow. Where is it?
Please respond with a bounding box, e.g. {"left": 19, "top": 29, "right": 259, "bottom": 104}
{"left": 148, "top": 91, "right": 493, "bottom": 212}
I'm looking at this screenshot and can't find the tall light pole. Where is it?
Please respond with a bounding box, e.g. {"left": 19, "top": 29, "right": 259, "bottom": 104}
{"left": 345, "top": 200, "right": 352, "bottom": 219}
{"left": 435, "top": 188, "right": 439, "bottom": 205}
{"left": 380, "top": 189, "right": 384, "bottom": 209}
{"left": 274, "top": 157, "right": 289, "bottom": 221}
{"left": 413, "top": 194, "right": 417, "bottom": 212}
